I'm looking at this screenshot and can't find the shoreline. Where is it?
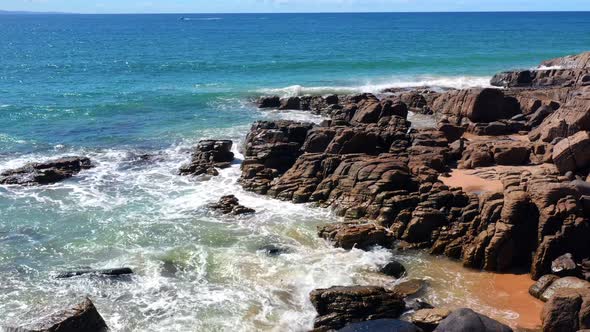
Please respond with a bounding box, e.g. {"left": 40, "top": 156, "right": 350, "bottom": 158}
{"left": 2, "top": 50, "right": 590, "bottom": 331}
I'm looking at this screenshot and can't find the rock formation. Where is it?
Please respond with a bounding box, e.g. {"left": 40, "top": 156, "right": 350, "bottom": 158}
{"left": 179, "top": 140, "right": 234, "bottom": 176}
{"left": 0, "top": 156, "right": 93, "bottom": 185}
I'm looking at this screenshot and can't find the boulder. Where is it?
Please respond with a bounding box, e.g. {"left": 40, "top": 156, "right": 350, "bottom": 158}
{"left": 207, "top": 195, "right": 255, "bottom": 215}
{"left": 318, "top": 223, "right": 394, "bottom": 250}
{"left": 542, "top": 288, "right": 590, "bottom": 332}
{"left": 529, "top": 274, "right": 560, "bottom": 299}
{"left": 433, "top": 308, "right": 512, "bottom": 332}
{"left": 411, "top": 308, "right": 452, "bottom": 332}
{"left": 540, "top": 276, "right": 590, "bottom": 302}
{"left": 380, "top": 260, "right": 406, "bottom": 278}
{"left": 3, "top": 298, "right": 108, "bottom": 332}
{"left": 179, "top": 140, "right": 234, "bottom": 176}
{"left": 551, "top": 253, "right": 580, "bottom": 277}
{"left": 552, "top": 131, "right": 590, "bottom": 173}
{"left": 0, "top": 156, "right": 93, "bottom": 185}
{"left": 338, "top": 319, "right": 423, "bottom": 332}
{"left": 310, "top": 286, "right": 406, "bottom": 331}
{"left": 391, "top": 279, "right": 426, "bottom": 298}
{"left": 430, "top": 88, "right": 517, "bottom": 123}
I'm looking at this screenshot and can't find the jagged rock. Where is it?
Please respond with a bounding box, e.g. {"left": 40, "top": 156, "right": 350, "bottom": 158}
{"left": 529, "top": 87, "right": 590, "bottom": 143}
{"left": 337, "top": 319, "right": 423, "bottom": 332}
{"left": 56, "top": 267, "right": 133, "bottom": 279}
{"left": 0, "top": 156, "right": 93, "bottom": 185}
{"left": 380, "top": 260, "right": 406, "bottom": 278}
{"left": 458, "top": 140, "right": 531, "bottom": 169}
{"left": 430, "top": 88, "right": 519, "bottom": 123}
{"left": 207, "top": 195, "right": 255, "bottom": 215}
{"left": 179, "top": 140, "right": 234, "bottom": 176}
{"left": 529, "top": 274, "right": 560, "bottom": 299}
{"left": 542, "top": 288, "right": 590, "bottom": 332}
{"left": 318, "top": 222, "right": 393, "bottom": 250}
{"left": 433, "top": 308, "right": 512, "bottom": 332}
{"left": 491, "top": 51, "right": 590, "bottom": 88}
{"left": 351, "top": 98, "right": 408, "bottom": 124}
{"left": 540, "top": 276, "right": 590, "bottom": 302}
{"left": 411, "top": 308, "right": 452, "bottom": 332}
{"left": 552, "top": 131, "right": 590, "bottom": 173}
{"left": 309, "top": 286, "right": 405, "bottom": 331}
{"left": 239, "top": 120, "right": 314, "bottom": 194}
{"left": 258, "top": 244, "right": 290, "bottom": 256}
{"left": 3, "top": 298, "right": 108, "bottom": 332}
{"left": 257, "top": 95, "right": 281, "bottom": 108}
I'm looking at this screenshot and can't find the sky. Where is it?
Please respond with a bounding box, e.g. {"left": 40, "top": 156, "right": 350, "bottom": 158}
{"left": 2, "top": 0, "right": 590, "bottom": 14}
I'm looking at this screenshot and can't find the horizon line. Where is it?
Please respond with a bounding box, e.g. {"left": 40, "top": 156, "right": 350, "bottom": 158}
{"left": 2, "top": 9, "right": 590, "bottom": 15}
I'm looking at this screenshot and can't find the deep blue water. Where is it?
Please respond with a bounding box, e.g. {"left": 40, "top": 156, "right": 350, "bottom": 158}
{"left": 0, "top": 12, "right": 589, "bottom": 331}
{"left": 1, "top": 12, "right": 590, "bottom": 155}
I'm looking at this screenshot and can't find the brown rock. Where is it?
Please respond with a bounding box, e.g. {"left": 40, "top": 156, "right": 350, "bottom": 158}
{"left": 309, "top": 285, "right": 405, "bottom": 331}
{"left": 207, "top": 195, "right": 255, "bottom": 215}
{"left": 540, "top": 276, "right": 590, "bottom": 302}
{"left": 552, "top": 131, "right": 590, "bottom": 173}
{"left": 529, "top": 274, "right": 560, "bottom": 299}
{"left": 411, "top": 308, "right": 452, "bottom": 332}
{"left": 542, "top": 288, "right": 590, "bottom": 332}
{"left": 179, "top": 140, "right": 234, "bottom": 177}
{"left": 318, "top": 222, "right": 393, "bottom": 250}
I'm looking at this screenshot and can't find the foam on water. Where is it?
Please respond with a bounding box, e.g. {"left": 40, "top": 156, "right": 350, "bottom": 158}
{"left": 258, "top": 75, "right": 492, "bottom": 97}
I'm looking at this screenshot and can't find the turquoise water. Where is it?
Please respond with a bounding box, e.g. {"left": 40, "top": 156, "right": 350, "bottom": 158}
{"left": 0, "top": 12, "right": 589, "bottom": 331}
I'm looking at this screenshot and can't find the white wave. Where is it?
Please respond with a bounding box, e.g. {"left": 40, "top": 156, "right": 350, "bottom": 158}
{"left": 536, "top": 65, "right": 565, "bottom": 70}
{"left": 181, "top": 17, "right": 223, "bottom": 21}
{"left": 258, "top": 75, "right": 492, "bottom": 97}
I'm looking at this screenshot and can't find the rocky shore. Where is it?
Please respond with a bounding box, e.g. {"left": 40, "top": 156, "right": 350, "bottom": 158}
{"left": 2, "top": 51, "right": 590, "bottom": 331}
{"left": 244, "top": 51, "right": 590, "bottom": 331}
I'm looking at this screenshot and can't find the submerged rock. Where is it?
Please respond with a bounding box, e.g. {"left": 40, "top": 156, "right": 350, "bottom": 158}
{"left": 391, "top": 279, "right": 426, "bottom": 298}
{"left": 207, "top": 195, "right": 255, "bottom": 215}
{"left": 380, "top": 260, "right": 407, "bottom": 278}
{"left": 3, "top": 297, "right": 108, "bottom": 332}
{"left": 337, "top": 319, "right": 424, "bottom": 332}
{"left": 179, "top": 140, "right": 234, "bottom": 177}
{"left": 309, "top": 285, "right": 406, "bottom": 331}
{"left": 56, "top": 267, "right": 134, "bottom": 279}
{"left": 0, "top": 156, "right": 93, "bottom": 185}
{"left": 433, "top": 308, "right": 512, "bottom": 332}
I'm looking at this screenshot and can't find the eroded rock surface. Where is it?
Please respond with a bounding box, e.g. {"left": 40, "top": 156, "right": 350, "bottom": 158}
{"left": 179, "top": 140, "right": 234, "bottom": 176}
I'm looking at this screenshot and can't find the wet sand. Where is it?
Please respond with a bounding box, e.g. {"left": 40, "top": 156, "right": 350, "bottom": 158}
{"left": 474, "top": 273, "right": 543, "bottom": 330}
{"left": 396, "top": 253, "right": 543, "bottom": 331}
{"left": 440, "top": 169, "right": 504, "bottom": 193}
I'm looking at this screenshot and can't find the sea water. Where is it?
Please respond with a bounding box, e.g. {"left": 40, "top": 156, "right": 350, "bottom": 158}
{"left": 1, "top": 12, "right": 589, "bottom": 331}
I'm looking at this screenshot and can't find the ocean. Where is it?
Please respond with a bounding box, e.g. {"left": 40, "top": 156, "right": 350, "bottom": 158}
{"left": 0, "top": 12, "right": 589, "bottom": 331}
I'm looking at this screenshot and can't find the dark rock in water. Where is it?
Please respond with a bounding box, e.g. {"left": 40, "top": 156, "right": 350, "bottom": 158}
{"left": 207, "top": 195, "right": 255, "bottom": 215}
{"left": 406, "top": 298, "right": 435, "bottom": 311}
{"left": 391, "top": 279, "right": 426, "bottom": 298}
{"left": 337, "top": 319, "right": 424, "bottom": 332}
{"left": 56, "top": 267, "right": 134, "bottom": 279}
{"left": 258, "top": 244, "right": 290, "bottom": 256}
{"left": 0, "top": 156, "right": 93, "bottom": 186}
{"left": 318, "top": 222, "right": 394, "bottom": 251}
{"left": 542, "top": 287, "right": 590, "bottom": 332}
{"left": 310, "top": 285, "right": 406, "bottom": 331}
{"left": 3, "top": 297, "right": 108, "bottom": 332}
{"left": 529, "top": 274, "right": 560, "bottom": 299}
{"left": 179, "top": 140, "right": 234, "bottom": 177}
{"left": 257, "top": 95, "right": 281, "bottom": 108}
{"left": 411, "top": 308, "right": 452, "bottom": 332}
{"left": 380, "top": 260, "right": 406, "bottom": 278}
{"left": 433, "top": 308, "right": 512, "bottom": 332}
{"left": 551, "top": 253, "right": 580, "bottom": 277}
